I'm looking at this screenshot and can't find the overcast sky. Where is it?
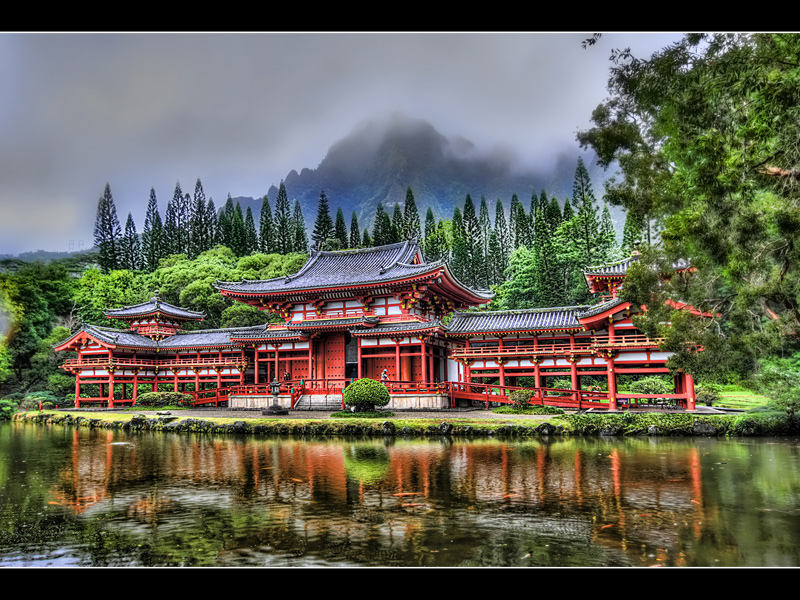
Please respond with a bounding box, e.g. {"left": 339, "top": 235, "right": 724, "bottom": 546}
{"left": 0, "top": 32, "right": 684, "bottom": 256}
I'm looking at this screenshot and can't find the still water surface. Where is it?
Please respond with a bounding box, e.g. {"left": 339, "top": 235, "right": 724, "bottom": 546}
{"left": 2, "top": 420, "right": 800, "bottom": 567}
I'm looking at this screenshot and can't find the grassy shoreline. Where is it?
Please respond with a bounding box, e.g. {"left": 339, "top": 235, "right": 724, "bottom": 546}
{"left": 12, "top": 408, "right": 800, "bottom": 437}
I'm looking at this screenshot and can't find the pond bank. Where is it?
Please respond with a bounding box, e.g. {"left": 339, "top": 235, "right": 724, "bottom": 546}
{"left": 12, "top": 407, "right": 800, "bottom": 437}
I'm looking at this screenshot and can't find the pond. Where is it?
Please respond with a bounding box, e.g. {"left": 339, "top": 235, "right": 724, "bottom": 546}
{"left": 2, "top": 420, "right": 800, "bottom": 567}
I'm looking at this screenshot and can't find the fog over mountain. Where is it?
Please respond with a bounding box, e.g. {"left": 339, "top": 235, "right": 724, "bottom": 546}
{"left": 248, "top": 113, "right": 614, "bottom": 234}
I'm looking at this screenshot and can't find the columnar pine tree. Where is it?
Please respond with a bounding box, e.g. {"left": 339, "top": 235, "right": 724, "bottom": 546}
{"left": 391, "top": 204, "right": 404, "bottom": 244}
{"left": 450, "top": 207, "right": 468, "bottom": 284}
{"left": 311, "top": 190, "right": 334, "bottom": 248}
{"left": 334, "top": 207, "right": 348, "bottom": 248}
{"left": 621, "top": 205, "right": 645, "bottom": 255}
{"left": 494, "top": 198, "right": 511, "bottom": 273}
{"left": 349, "top": 211, "right": 361, "bottom": 248}
{"left": 423, "top": 207, "right": 438, "bottom": 260}
{"left": 598, "top": 204, "right": 618, "bottom": 261}
{"left": 141, "top": 187, "right": 163, "bottom": 271}
{"left": 362, "top": 228, "right": 373, "bottom": 248}
{"left": 189, "top": 178, "right": 208, "bottom": 259}
{"left": 293, "top": 200, "right": 308, "bottom": 253}
{"left": 244, "top": 207, "right": 258, "bottom": 255}
{"left": 403, "top": 187, "right": 421, "bottom": 240}
{"left": 231, "top": 202, "right": 246, "bottom": 256}
{"left": 204, "top": 198, "right": 217, "bottom": 250}
{"left": 120, "top": 213, "right": 141, "bottom": 271}
{"left": 259, "top": 195, "right": 273, "bottom": 253}
{"left": 93, "top": 183, "right": 122, "bottom": 272}
{"left": 273, "top": 182, "right": 293, "bottom": 254}
{"left": 462, "top": 194, "right": 485, "bottom": 287}
{"left": 372, "top": 203, "right": 391, "bottom": 246}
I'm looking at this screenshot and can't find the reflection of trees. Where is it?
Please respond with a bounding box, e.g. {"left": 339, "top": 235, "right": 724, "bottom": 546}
{"left": 3, "top": 423, "right": 800, "bottom": 566}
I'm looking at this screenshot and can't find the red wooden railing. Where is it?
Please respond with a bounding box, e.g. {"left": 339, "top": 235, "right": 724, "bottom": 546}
{"left": 63, "top": 356, "right": 247, "bottom": 369}
{"left": 450, "top": 334, "right": 665, "bottom": 360}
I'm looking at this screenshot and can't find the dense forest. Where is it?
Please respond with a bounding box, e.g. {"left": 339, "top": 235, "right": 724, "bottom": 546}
{"left": 2, "top": 33, "right": 799, "bottom": 412}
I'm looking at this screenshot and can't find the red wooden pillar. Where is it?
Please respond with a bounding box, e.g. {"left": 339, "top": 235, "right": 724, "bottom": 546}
{"left": 132, "top": 370, "right": 139, "bottom": 404}
{"left": 254, "top": 347, "right": 260, "bottom": 384}
{"left": 421, "top": 338, "right": 427, "bottom": 383}
{"left": 533, "top": 336, "right": 541, "bottom": 389}
{"left": 465, "top": 339, "right": 472, "bottom": 384}
{"left": 685, "top": 372, "right": 696, "bottom": 411}
{"left": 108, "top": 373, "right": 115, "bottom": 407}
{"left": 74, "top": 375, "right": 81, "bottom": 408}
{"left": 357, "top": 338, "right": 363, "bottom": 379}
{"left": 607, "top": 354, "right": 618, "bottom": 411}
{"left": 395, "top": 338, "right": 401, "bottom": 382}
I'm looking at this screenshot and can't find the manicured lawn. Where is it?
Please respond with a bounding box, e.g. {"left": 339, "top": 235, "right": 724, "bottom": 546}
{"left": 714, "top": 385, "right": 772, "bottom": 410}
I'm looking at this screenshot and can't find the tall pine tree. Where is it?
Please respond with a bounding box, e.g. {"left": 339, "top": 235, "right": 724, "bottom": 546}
{"left": 334, "top": 207, "right": 348, "bottom": 248}
{"left": 93, "top": 183, "right": 121, "bottom": 273}
{"left": 403, "top": 187, "right": 421, "bottom": 240}
{"left": 141, "top": 187, "right": 163, "bottom": 271}
{"left": 311, "top": 190, "right": 334, "bottom": 248}
{"left": 259, "top": 195, "right": 274, "bottom": 253}
{"left": 349, "top": 211, "right": 361, "bottom": 249}
{"left": 273, "top": 182, "right": 293, "bottom": 254}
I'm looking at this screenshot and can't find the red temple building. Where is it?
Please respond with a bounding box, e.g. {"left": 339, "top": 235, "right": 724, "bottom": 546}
{"left": 56, "top": 240, "right": 697, "bottom": 411}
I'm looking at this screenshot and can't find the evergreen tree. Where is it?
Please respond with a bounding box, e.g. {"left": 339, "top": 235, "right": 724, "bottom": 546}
{"left": 350, "top": 211, "right": 361, "bottom": 249}
{"left": 450, "top": 206, "right": 468, "bottom": 284}
{"left": 494, "top": 197, "right": 511, "bottom": 277}
{"left": 189, "top": 178, "right": 208, "bottom": 259}
{"left": 311, "top": 190, "right": 334, "bottom": 248}
{"left": 120, "top": 212, "right": 141, "bottom": 271}
{"left": 403, "top": 187, "right": 421, "bottom": 240}
{"left": 141, "top": 187, "right": 163, "bottom": 271}
{"left": 163, "top": 189, "right": 179, "bottom": 257}
{"left": 598, "top": 204, "right": 618, "bottom": 261}
{"left": 244, "top": 207, "right": 258, "bottom": 255}
{"left": 391, "top": 204, "right": 404, "bottom": 243}
{"left": 204, "top": 198, "right": 218, "bottom": 249}
{"left": 547, "top": 196, "right": 563, "bottom": 234}
{"left": 231, "top": 202, "right": 246, "bottom": 256}
{"left": 362, "top": 228, "right": 372, "bottom": 248}
{"left": 462, "top": 194, "right": 485, "bottom": 287}
{"left": 372, "top": 203, "right": 392, "bottom": 246}
{"left": 273, "top": 182, "right": 293, "bottom": 254}
{"left": 423, "top": 207, "right": 438, "bottom": 260}
{"left": 293, "top": 200, "right": 308, "bottom": 253}
{"left": 93, "top": 183, "right": 121, "bottom": 273}
{"left": 217, "top": 194, "right": 236, "bottom": 250}
{"left": 334, "top": 207, "right": 348, "bottom": 248}
{"left": 509, "top": 193, "right": 529, "bottom": 248}
{"left": 259, "top": 195, "right": 274, "bottom": 253}
{"left": 479, "top": 196, "right": 492, "bottom": 287}
{"left": 621, "top": 205, "right": 646, "bottom": 255}
{"left": 571, "top": 157, "right": 602, "bottom": 266}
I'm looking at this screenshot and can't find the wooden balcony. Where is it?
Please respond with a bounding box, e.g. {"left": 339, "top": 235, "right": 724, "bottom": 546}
{"left": 62, "top": 356, "right": 248, "bottom": 370}
{"left": 449, "top": 334, "right": 664, "bottom": 360}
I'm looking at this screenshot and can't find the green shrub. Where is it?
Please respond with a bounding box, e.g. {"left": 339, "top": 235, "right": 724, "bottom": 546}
{"left": 509, "top": 389, "right": 536, "bottom": 408}
{"left": 343, "top": 378, "right": 390, "bottom": 412}
{"left": 696, "top": 382, "right": 722, "bottom": 406}
{"left": 0, "top": 400, "right": 18, "bottom": 420}
{"left": 136, "top": 392, "right": 193, "bottom": 408}
{"left": 627, "top": 376, "right": 671, "bottom": 396}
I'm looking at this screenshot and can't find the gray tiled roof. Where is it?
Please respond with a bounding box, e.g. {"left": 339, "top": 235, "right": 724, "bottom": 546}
{"left": 448, "top": 298, "right": 628, "bottom": 335}
{"left": 583, "top": 256, "right": 639, "bottom": 277}
{"left": 448, "top": 307, "right": 584, "bottom": 334}
{"left": 104, "top": 294, "right": 204, "bottom": 321}
{"left": 215, "top": 240, "right": 443, "bottom": 295}
{"left": 64, "top": 323, "right": 267, "bottom": 351}
{"left": 351, "top": 319, "right": 446, "bottom": 336}
{"left": 576, "top": 297, "right": 627, "bottom": 319}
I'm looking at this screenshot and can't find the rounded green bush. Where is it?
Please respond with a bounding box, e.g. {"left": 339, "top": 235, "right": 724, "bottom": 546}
{"left": 343, "top": 378, "right": 390, "bottom": 412}
{"left": 136, "top": 392, "right": 193, "bottom": 408}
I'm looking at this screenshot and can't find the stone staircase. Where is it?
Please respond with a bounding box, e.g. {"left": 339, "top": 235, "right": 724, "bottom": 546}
{"left": 291, "top": 393, "right": 344, "bottom": 411}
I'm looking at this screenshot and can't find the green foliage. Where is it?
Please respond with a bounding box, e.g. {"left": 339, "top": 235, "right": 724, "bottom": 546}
{"left": 750, "top": 353, "right": 800, "bottom": 416}
{"left": 343, "top": 378, "right": 390, "bottom": 412}
{"left": 626, "top": 376, "right": 671, "bottom": 396}
{"left": 0, "top": 399, "right": 17, "bottom": 419}
{"left": 330, "top": 410, "right": 394, "bottom": 419}
{"left": 579, "top": 33, "right": 800, "bottom": 381}
{"left": 136, "top": 392, "right": 193, "bottom": 407}
{"left": 696, "top": 382, "right": 722, "bottom": 406}
{"left": 493, "top": 404, "right": 565, "bottom": 415}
